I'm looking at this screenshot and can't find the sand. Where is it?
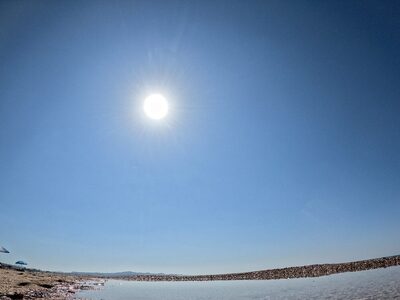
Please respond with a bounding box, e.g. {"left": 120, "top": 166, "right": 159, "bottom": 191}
{"left": 0, "top": 264, "right": 87, "bottom": 300}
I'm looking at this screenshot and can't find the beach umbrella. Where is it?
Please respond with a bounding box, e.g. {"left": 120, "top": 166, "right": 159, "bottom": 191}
{"left": 0, "top": 246, "right": 10, "bottom": 253}
{"left": 15, "top": 261, "right": 28, "bottom": 266}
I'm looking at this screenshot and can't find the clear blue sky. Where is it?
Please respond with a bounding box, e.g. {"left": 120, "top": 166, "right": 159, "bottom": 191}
{"left": 1, "top": 1, "right": 399, "bottom": 274}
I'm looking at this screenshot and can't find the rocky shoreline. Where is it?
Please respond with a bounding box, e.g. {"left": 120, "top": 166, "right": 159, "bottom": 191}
{"left": 0, "top": 264, "right": 92, "bottom": 300}
{"left": 117, "top": 255, "right": 400, "bottom": 281}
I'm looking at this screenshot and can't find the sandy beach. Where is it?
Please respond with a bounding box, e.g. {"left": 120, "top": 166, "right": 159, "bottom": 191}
{"left": 0, "top": 263, "right": 89, "bottom": 300}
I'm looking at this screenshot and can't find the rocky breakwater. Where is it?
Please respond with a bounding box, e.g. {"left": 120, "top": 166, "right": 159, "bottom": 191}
{"left": 118, "top": 255, "right": 400, "bottom": 282}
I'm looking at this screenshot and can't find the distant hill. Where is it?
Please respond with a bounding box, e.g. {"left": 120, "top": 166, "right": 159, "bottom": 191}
{"left": 68, "top": 271, "right": 169, "bottom": 277}
{"left": 0, "top": 263, "right": 168, "bottom": 277}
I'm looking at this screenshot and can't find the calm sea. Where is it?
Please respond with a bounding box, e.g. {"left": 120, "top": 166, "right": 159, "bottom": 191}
{"left": 77, "top": 266, "right": 400, "bottom": 299}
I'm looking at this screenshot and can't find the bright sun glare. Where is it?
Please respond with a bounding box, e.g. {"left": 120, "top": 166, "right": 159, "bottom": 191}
{"left": 143, "top": 93, "right": 169, "bottom": 120}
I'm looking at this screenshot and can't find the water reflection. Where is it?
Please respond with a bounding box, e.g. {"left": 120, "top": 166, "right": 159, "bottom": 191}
{"left": 77, "top": 266, "right": 400, "bottom": 300}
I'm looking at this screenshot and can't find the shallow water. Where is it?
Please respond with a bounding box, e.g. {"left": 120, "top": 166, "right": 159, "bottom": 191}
{"left": 77, "top": 266, "right": 400, "bottom": 300}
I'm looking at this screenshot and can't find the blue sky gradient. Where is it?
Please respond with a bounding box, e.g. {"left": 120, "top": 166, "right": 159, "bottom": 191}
{"left": 1, "top": 1, "right": 400, "bottom": 274}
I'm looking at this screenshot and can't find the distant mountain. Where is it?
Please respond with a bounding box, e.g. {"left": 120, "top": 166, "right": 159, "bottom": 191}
{"left": 68, "top": 271, "right": 168, "bottom": 277}
{"left": 0, "top": 263, "right": 171, "bottom": 277}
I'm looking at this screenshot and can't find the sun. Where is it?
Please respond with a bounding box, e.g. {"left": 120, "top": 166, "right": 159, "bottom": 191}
{"left": 143, "top": 93, "right": 169, "bottom": 120}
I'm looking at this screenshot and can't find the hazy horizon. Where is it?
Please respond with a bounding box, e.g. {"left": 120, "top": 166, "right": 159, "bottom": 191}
{"left": 1, "top": 1, "right": 400, "bottom": 274}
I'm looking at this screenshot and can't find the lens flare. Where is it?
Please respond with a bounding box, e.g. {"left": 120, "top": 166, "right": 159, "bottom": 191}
{"left": 143, "top": 94, "right": 169, "bottom": 120}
